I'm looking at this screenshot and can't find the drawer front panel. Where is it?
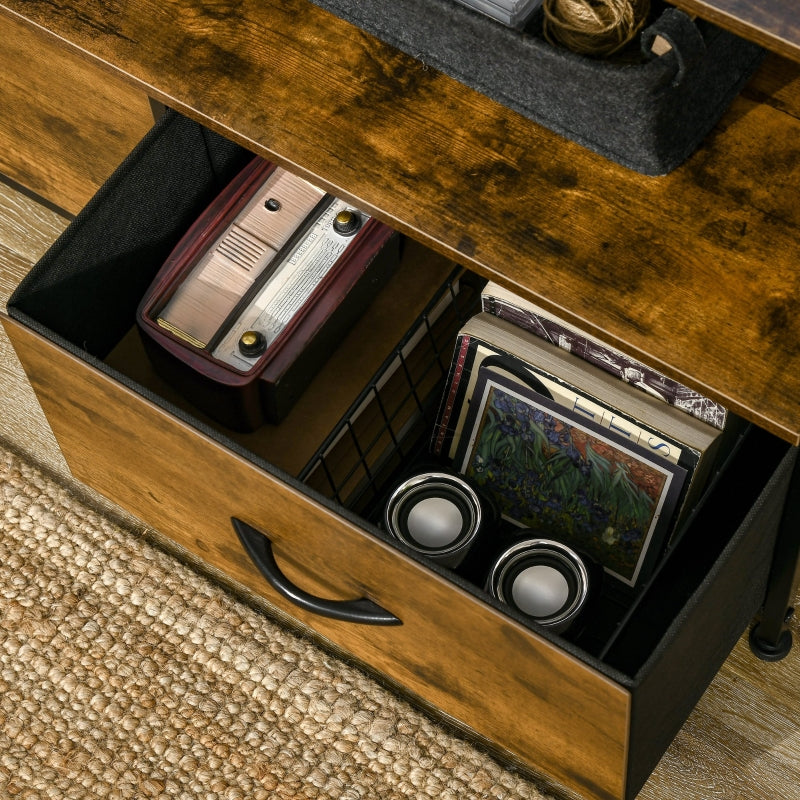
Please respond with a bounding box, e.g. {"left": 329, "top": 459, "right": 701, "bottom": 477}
{"left": 3, "top": 316, "right": 631, "bottom": 800}
{"left": 0, "top": 11, "right": 153, "bottom": 214}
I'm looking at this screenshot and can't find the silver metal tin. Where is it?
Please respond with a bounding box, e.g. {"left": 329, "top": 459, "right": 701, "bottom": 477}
{"left": 488, "top": 538, "right": 589, "bottom": 632}
{"left": 384, "top": 471, "right": 484, "bottom": 567}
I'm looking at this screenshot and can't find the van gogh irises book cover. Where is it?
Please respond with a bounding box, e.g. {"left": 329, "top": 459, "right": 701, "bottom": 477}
{"left": 432, "top": 314, "right": 727, "bottom": 565}
{"left": 454, "top": 367, "right": 687, "bottom": 586}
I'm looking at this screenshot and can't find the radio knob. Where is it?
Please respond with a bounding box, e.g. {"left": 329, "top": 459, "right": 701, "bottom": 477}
{"left": 332, "top": 209, "right": 361, "bottom": 236}
{"left": 238, "top": 330, "right": 267, "bottom": 357}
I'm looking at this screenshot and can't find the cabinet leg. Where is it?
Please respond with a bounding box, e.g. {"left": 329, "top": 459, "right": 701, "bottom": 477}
{"left": 750, "top": 447, "right": 800, "bottom": 662}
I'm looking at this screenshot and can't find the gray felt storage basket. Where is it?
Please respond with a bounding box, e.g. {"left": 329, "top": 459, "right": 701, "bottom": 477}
{"left": 312, "top": 0, "right": 765, "bottom": 175}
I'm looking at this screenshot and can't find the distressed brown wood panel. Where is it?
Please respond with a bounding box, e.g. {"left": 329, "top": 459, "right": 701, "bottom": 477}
{"left": 2, "top": 1, "right": 800, "bottom": 444}
{"left": 0, "top": 11, "right": 153, "bottom": 213}
{"left": 1, "top": 315, "right": 632, "bottom": 800}
{"left": 668, "top": 0, "right": 800, "bottom": 63}
{"left": 743, "top": 52, "right": 800, "bottom": 118}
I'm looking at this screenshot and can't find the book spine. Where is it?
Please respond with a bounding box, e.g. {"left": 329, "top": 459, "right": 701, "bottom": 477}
{"left": 474, "top": 344, "right": 700, "bottom": 473}
{"left": 482, "top": 293, "right": 728, "bottom": 431}
{"left": 431, "top": 333, "right": 473, "bottom": 456}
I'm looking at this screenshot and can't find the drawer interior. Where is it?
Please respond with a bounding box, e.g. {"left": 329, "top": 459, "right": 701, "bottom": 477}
{"left": 7, "top": 110, "right": 795, "bottom": 798}
{"left": 7, "top": 107, "right": 790, "bottom": 670}
{"left": 304, "top": 344, "right": 789, "bottom": 670}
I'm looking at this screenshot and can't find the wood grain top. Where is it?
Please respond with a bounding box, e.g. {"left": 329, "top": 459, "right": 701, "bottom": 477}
{"left": 669, "top": 0, "right": 800, "bottom": 63}
{"left": 2, "top": 1, "right": 800, "bottom": 443}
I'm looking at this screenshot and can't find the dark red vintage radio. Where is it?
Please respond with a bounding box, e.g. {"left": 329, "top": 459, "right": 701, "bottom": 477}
{"left": 137, "top": 156, "right": 400, "bottom": 431}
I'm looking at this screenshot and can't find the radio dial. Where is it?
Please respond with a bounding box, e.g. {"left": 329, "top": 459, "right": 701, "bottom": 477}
{"left": 238, "top": 330, "right": 267, "bottom": 357}
{"left": 333, "top": 209, "right": 361, "bottom": 236}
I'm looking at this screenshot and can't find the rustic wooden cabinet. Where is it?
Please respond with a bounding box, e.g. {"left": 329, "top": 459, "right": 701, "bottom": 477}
{"left": 1, "top": 3, "right": 799, "bottom": 800}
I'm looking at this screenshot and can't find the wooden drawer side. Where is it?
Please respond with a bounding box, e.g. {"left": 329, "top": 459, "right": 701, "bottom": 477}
{"left": 0, "top": 13, "right": 153, "bottom": 214}
{"left": 2, "top": 315, "right": 632, "bottom": 800}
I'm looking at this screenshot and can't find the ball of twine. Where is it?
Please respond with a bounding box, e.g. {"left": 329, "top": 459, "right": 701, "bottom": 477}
{"left": 542, "top": 0, "right": 651, "bottom": 58}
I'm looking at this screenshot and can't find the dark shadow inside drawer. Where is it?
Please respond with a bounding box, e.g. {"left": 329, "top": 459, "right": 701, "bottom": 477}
{"left": 7, "top": 109, "right": 796, "bottom": 799}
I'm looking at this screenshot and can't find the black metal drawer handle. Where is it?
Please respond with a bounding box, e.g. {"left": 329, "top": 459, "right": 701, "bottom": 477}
{"left": 232, "top": 518, "right": 402, "bottom": 626}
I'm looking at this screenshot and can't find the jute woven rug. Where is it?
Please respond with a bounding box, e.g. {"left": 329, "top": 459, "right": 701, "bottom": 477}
{"left": 0, "top": 441, "right": 555, "bottom": 800}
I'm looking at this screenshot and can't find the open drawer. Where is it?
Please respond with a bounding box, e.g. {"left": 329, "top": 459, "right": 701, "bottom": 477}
{"left": 2, "top": 111, "right": 796, "bottom": 800}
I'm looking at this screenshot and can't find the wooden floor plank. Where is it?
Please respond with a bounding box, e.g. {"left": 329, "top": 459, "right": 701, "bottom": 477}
{"left": 0, "top": 180, "right": 69, "bottom": 477}
{"left": 0, "top": 180, "right": 69, "bottom": 269}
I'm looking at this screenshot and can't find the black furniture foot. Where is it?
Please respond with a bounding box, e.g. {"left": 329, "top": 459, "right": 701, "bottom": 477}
{"left": 749, "top": 623, "right": 793, "bottom": 662}
{"left": 751, "top": 448, "right": 800, "bottom": 663}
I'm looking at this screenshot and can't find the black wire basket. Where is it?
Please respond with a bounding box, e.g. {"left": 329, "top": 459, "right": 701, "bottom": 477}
{"left": 299, "top": 268, "right": 484, "bottom": 516}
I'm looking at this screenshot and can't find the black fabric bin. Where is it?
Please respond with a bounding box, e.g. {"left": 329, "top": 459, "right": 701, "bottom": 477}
{"left": 310, "top": 0, "right": 765, "bottom": 174}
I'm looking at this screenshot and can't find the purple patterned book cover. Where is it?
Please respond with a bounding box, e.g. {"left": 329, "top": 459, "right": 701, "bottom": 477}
{"left": 455, "top": 367, "right": 687, "bottom": 586}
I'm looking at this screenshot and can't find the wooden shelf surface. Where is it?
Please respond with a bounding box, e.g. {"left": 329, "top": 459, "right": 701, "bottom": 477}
{"left": 669, "top": 0, "right": 800, "bottom": 63}
{"left": 3, "top": 1, "right": 800, "bottom": 443}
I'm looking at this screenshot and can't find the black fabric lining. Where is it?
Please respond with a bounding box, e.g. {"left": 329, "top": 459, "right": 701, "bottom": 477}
{"left": 8, "top": 113, "right": 251, "bottom": 359}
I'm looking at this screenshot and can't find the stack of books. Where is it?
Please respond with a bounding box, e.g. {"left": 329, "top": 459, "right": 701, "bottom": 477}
{"left": 432, "top": 282, "right": 732, "bottom": 589}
